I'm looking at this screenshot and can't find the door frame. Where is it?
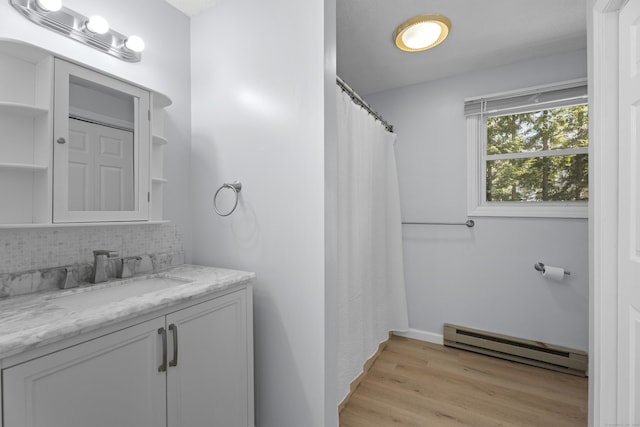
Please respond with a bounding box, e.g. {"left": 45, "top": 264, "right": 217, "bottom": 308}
{"left": 590, "top": 0, "right": 626, "bottom": 425}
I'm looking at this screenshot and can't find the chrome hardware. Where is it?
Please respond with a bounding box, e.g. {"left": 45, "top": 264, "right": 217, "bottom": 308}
{"left": 158, "top": 327, "right": 167, "bottom": 372}
{"left": 169, "top": 324, "right": 178, "bottom": 367}
{"left": 534, "top": 262, "right": 571, "bottom": 276}
{"left": 213, "top": 181, "right": 242, "bottom": 216}
{"left": 402, "top": 219, "right": 475, "bottom": 227}
{"left": 118, "top": 256, "right": 142, "bottom": 279}
{"left": 56, "top": 137, "right": 66, "bottom": 144}
{"left": 57, "top": 266, "right": 78, "bottom": 289}
{"left": 91, "top": 250, "right": 119, "bottom": 283}
{"left": 9, "top": 0, "right": 142, "bottom": 63}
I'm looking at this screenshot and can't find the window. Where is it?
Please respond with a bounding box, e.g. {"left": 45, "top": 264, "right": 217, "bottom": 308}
{"left": 466, "top": 79, "right": 588, "bottom": 218}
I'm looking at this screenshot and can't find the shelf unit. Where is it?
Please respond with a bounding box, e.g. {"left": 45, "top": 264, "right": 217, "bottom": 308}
{"left": 150, "top": 92, "right": 172, "bottom": 221}
{"left": 0, "top": 40, "right": 172, "bottom": 227}
{"left": 0, "top": 41, "right": 53, "bottom": 225}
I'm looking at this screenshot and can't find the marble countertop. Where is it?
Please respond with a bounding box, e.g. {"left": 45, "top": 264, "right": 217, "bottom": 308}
{"left": 0, "top": 264, "right": 255, "bottom": 359}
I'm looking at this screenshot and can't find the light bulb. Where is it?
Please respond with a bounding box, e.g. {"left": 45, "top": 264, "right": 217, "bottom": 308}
{"left": 124, "top": 35, "right": 145, "bottom": 53}
{"left": 401, "top": 22, "right": 442, "bottom": 50}
{"left": 394, "top": 14, "right": 451, "bottom": 52}
{"left": 36, "top": 0, "right": 62, "bottom": 12}
{"left": 86, "top": 15, "right": 109, "bottom": 34}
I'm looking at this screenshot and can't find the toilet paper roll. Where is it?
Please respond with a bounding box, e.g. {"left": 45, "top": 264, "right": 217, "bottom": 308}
{"left": 542, "top": 265, "right": 565, "bottom": 281}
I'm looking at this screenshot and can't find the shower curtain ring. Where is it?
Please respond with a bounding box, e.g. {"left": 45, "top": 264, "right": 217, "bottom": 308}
{"left": 213, "top": 181, "right": 242, "bottom": 216}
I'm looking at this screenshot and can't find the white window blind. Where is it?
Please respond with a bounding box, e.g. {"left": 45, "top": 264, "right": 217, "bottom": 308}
{"left": 464, "top": 79, "right": 588, "bottom": 117}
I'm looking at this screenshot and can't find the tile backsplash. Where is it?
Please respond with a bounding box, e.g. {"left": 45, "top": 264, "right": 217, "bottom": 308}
{"left": 0, "top": 223, "right": 184, "bottom": 298}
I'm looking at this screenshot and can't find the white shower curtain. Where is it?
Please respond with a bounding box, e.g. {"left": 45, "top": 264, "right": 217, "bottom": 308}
{"left": 336, "top": 86, "right": 409, "bottom": 403}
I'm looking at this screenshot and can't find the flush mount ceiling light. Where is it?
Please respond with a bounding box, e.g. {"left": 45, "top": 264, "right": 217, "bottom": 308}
{"left": 394, "top": 14, "right": 451, "bottom": 52}
{"left": 9, "top": 0, "right": 144, "bottom": 62}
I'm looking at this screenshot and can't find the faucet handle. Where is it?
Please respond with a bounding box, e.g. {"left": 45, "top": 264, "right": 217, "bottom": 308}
{"left": 57, "top": 266, "right": 78, "bottom": 289}
{"left": 118, "top": 256, "right": 142, "bottom": 278}
{"left": 93, "top": 250, "right": 119, "bottom": 258}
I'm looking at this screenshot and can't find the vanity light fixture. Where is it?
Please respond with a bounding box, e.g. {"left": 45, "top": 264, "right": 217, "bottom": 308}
{"left": 394, "top": 14, "right": 451, "bottom": 52}
{"left": 9, "top": 0, "right": 144, "bottom": 62}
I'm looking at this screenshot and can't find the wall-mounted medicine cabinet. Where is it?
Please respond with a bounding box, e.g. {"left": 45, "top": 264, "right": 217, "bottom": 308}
{"left": 0, "top": 39, "right": 171, "bottom": 227}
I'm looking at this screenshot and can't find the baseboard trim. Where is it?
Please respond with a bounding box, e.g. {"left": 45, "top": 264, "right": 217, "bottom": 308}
{"left": 393, "top": 328, "right": 444, "bottom": 345}
{"left": 338, "top": 335, "right": 389, "bottom": 414}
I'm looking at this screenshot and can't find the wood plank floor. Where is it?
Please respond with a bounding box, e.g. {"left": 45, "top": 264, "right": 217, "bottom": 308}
{"left": 339, "top": 335, "right": 588, "bottom": 427}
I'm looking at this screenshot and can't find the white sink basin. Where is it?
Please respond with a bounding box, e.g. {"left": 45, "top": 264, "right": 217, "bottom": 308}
{"left": 49, "top": 276, "right": 192, "bottom": 311}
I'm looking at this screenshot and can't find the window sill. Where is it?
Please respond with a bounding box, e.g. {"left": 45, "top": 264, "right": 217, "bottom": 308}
{"left": 469, "top": 203, "right": 588, "bottom": 219}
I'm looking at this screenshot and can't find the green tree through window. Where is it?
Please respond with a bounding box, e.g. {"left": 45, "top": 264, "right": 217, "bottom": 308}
{"left": 485, "top": 105, "right": 588, "bottom": 202}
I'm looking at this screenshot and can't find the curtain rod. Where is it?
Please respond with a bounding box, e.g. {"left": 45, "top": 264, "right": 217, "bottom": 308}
{"left": 336, "top": 76, "right": 394, "bottom": 133}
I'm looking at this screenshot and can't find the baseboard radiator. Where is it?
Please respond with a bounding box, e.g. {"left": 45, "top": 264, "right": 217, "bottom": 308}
{"left": 443, "top": 323, "right": 588, "bottom": 377}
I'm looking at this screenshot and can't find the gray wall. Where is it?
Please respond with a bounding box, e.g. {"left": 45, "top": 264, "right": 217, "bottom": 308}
{"left": 190, "top": 0, "right": 336, "bottom": 426}
{"left": 366, "top": 48, "right": 589, "bottom": 350}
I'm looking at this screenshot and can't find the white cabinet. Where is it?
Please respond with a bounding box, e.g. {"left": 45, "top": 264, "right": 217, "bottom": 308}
{"left": 3, "top": 318, "right": 166, "bottom": 427}
{"left": 0, "top": 41, "right": 53, "bottom": 225}
{"left": 0, "top": 40, "right": 171, "bottom": 227}
{"left": 167, "top": 289, "right": 252, "bottom": 427}
{"left": 52, "top": 59, "right": 150, "bottom": 223}
{"left": 2, "top": 287, "right": 253, "bottom": 427}
{"left": 150, "top": 92, "right": 172, "bottom": 221}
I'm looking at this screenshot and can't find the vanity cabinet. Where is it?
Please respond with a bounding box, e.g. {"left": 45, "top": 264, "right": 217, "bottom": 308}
{"left": 2, "top": 287, "right": 253, "bottom": 427}
{"left": 3, "top": 317, "right": 166, "bottom": 427}
{"left": 166, "top": 289, "right": 252, "bottom": 427}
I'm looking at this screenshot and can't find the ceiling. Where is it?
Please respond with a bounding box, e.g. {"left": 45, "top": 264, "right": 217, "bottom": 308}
{"left": 165, "top": 0, "right": 219, "bottom": 16}
{"left": 338, "top": 0, "right": 587, "bottom": 95}
{"left": 166, "top": 0, "right": 587, "bottom": 96}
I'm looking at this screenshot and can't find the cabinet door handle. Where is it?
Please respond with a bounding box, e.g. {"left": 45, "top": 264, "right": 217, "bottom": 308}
{"left": 56, "top": 137, "right": 66, "bottom": 144}
{"left": 158, "top": 327, "right": 167, "bottom": 372}
{"left": 169, "top": 323, "right": 178, "bottom": 367}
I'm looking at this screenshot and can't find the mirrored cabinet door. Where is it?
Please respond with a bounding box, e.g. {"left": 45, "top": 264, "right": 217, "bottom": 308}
{"left": 53, "top": 59, "right": 150, "bottom": 223}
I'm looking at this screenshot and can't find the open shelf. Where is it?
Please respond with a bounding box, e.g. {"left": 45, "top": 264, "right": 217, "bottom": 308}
{"left": 0, "top": 163, "right": 48, "bottom": 171}
{"left": 0, "top": 220, "right": 171, "bottom": 229}
{"left": 152, "top": 135, "right": 168, "bottom": 146}
{"left": 0, "top": 102, "right": 48, "bottom": 117}
{"left": 152, "top": 92, "right": 172, "bottom": 108}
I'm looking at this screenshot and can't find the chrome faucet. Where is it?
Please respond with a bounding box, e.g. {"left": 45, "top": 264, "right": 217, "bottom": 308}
{"left": 91, "top": 250, "right": 119, "bottom": 283}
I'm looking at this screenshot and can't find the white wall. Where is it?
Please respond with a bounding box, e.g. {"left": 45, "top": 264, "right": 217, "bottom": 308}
{"left": 1, "top": 2, "right": 339, "bottom": 425}
{"left": 190, "top": 0, "right": 335, "bottom": 426}
{"left": 0, "top": 0, "right": 193, "bottom": 261}
{"left": 366, "top": 49, "right": 589, "bottom": 351}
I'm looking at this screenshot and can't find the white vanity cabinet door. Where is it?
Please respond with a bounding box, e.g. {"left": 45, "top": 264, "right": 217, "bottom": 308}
{"left": 2, "top": 317, "right": 167, "bottom": 427}
{"left": 167, "top": 288, "right": 252, "bottom": 427}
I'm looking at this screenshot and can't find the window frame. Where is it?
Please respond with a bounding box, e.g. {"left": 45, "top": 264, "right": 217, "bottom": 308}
{"left": 466, "top": 79, "right": 588, "bottom": 219}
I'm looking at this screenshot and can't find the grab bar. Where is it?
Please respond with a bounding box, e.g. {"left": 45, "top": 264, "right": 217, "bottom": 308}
{"left": 402, "top": 220, "right": 475, "bottom": 228}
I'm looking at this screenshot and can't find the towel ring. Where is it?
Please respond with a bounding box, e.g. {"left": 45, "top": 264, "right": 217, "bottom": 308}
{"left": 213, "top": 181, "right": 242, "bottom": 216}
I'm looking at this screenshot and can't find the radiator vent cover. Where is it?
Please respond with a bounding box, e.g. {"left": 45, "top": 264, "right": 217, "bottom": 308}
{"left": 443, "top": 323, "right": 587, "bottom": 376}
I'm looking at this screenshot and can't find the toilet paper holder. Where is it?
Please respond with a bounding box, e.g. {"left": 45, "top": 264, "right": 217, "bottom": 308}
{"left": 534, "top": 262, "right": 570, "bottom": 276}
